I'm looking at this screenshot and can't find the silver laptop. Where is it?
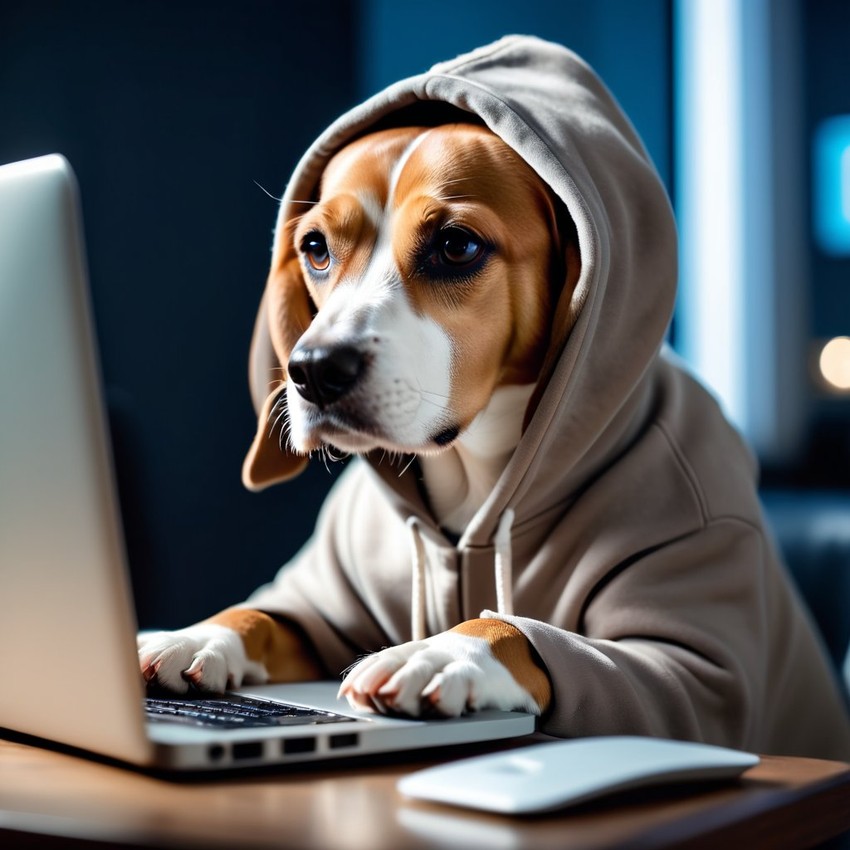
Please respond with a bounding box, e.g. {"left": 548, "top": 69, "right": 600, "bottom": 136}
{"left": 0, "top": 155, "right": 535, "bottom": 771}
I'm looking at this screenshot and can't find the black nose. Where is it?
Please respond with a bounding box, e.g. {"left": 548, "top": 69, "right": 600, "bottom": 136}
{"left": 287, "top": 344, "right": 365, "bottom": 408}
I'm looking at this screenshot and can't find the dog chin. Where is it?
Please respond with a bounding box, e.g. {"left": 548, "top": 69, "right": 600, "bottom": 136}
{"left": 319, "top": 429, "right": 381, "bottom": 454}
{"left": 293, "top": 419, "right": 461, "bottom": 458}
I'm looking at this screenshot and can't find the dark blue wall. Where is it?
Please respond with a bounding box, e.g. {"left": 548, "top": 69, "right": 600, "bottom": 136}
{"left": 806, "top": 0, "right": 850, "bottom": 341}
{"left": 0, "top": 0, "right": 356, "bottom": 628}
{"left": 787, "top": 0, "right": 850, "bottom": 487}
{"left": 358, "top": 0, "right": 672, "bottom": 190}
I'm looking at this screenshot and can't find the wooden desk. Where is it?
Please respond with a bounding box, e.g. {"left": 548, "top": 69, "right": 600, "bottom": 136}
{"left": 1, "top": 734, "right": 849, "bottom": 850}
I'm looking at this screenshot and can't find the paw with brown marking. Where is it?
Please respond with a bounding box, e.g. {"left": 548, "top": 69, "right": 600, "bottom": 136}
{"left": 339, "top": 618, "right": 551, "bottom": 717}
{"left": 137, "top": 608, "right": 323, "bottom": 693}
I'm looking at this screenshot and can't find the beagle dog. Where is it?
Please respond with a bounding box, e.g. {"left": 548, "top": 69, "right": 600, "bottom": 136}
{"left": 138, "top": 124, "right": 579, "bottom": 719}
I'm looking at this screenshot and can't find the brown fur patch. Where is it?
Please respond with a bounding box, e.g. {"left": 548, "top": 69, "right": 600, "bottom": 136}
{"left": 205, "top": 608, "right": 324, "bottom": 682}
{"left": 393, "top": 125, "right": 558, "bottom": 430}
{"left": 450, "top": 618, "right": 552, "bottom": 712}
{"left": 292, "top": 128, "right": 424, "bottom": 312}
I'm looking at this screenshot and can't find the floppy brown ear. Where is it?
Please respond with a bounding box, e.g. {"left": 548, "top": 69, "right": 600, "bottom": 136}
{"left": 242, "top": 382, "right": 307, "bottom": 491}
{"left": 242, "top": 255, "right": 313, "bottom": 491}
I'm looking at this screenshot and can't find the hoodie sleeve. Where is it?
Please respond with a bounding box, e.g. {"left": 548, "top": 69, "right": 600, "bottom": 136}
{"left": 489, "top": 517, "right": 844, "bottom": 753}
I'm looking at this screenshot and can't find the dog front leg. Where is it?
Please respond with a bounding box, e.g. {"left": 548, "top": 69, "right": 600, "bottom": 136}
{"left": 339, "top": 619, "right": 551, "bottom": 717}
{"left": 137, "top": 608, "right": 324, "bottom": 694}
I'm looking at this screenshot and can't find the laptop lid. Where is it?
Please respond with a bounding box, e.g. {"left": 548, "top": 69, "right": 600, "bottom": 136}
{"left": 0, "top": 155, "right": 154, "bottom": 765}
{"left": 0, "top": 156, "right": 534, "bottom": 771}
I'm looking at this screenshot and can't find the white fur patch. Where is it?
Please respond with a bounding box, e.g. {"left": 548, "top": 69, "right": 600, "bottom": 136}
{"left": 357, "top": 190, "right": 383, "bottom": 229}
{"left": 137, "top": 624, "right": 268, "bottom": 694}
{"left": 461, "top": 384, "right": 536, "bottom": 456}
{"left": 286, "top": 221, "right": 454, "bottom": 455}
{"left": 420, "top": 384, "right": 536, "bottom": 533}
{"left": 388, "top": 129, "right": 433, "bottom": 200}
{"left": 339, "top": 631, "right": 540, "bottom": 717}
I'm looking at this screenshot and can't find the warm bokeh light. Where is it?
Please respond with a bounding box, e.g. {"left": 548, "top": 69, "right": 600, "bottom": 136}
{"left": 819, "top": 336, "right": 850, "bottom": 391}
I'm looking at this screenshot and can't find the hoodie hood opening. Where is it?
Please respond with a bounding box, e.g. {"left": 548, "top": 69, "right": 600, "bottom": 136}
{"left": 258, "top": 35, "right": 677, "bottom": 543}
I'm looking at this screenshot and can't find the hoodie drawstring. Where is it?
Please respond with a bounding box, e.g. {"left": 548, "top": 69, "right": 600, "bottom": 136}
{"left": 407, "top": 517, "right": 427, "bottom": 642}
{"left": 494, "top": 508, "right": 516, "bottom": 617}
{"left": 407, "top": 509, "right": 515, "bottom": 641}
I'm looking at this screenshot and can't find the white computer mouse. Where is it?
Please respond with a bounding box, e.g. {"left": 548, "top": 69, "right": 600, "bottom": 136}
{"left": 398, "top": 736, "right": 759, "bottom": 814}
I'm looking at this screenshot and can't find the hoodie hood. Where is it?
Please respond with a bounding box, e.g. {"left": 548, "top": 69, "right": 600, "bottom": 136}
{"left": 254, "top": 35, "right": 677, "bottom": 545}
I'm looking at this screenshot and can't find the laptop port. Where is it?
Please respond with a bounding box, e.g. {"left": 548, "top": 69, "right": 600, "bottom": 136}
{"left": 232, "top": 741, "right": 264, "bottom": 761}
{"left": 283, "top": 737, "right": 317, "bottom": 755}
{"left": 329, "top": 733, "right": 359, "bottom": 750}
{"left": 207, "top": 744, "right": 226, "bottom": 763}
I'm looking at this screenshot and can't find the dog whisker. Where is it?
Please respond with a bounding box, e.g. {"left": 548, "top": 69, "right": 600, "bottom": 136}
{"left": 340, "top": 652, "right": 375, "bottom": 680}
{"left": 418, "top": 389, "right": 451, "bottom": 402}
{"left": 268, "top": 398, "right": 289, "bottom": 439}
{"left": 419, "top": 393, "right": 449, "bottom": 409}
{"left": 326, "top": 445, "right": 348, "bottom": 463}
{"left": 273, "top": 418, "right": 289, "bottom": 446}
{"left": 416, "top": 386, "right": 451, "bottom": 412}
{"left": 253, "top": 180, "right": 282, "bottom": 202}
{"left": 303, "top": 442, "right": 349, "bottom": 475}
{"left": 326, "top": 444, "right": 346, "bottom": 464}
{"left": 379, "top": 450, "right": 397, "bottom": 468}
{"left": 416, "top": 397, "right": 448, "bottom": 413}
{"left": 278, "top": 419, "right": 293, "bottom": 452}
{"left": 264, "top": 395, "right": 295, "bottom": 454}
{"left": 254, "top": 181, "right": 320, "bottom": 208}
{"left": 398, "top": 454, "right": 418, "bottom": 478}
{"left": 318, "top": 446, "right": 332, "bottom": 475}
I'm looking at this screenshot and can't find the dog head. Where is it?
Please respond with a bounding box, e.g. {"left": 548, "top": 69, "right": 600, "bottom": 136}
{"left": 243, "top": 124, "right": 579, "bottom": 490}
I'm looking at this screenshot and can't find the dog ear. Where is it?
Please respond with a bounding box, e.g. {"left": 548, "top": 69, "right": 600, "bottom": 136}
{"left": 242, "top": 255, "right": 313, "bottom": 491}
{"left": 242, "top": 382, "right": 307, "bottom": 491}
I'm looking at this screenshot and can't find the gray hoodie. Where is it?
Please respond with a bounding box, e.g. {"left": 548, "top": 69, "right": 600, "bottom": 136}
{"left": 245, "top": 36, "right": 850, "bottom": 760}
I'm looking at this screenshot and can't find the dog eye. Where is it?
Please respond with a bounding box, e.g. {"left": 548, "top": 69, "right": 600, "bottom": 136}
{"left": 437, "top": 227, "right": 484, "bottom": 267}
{"left": 300, "top": 232, "right": 331, "bottom": 272}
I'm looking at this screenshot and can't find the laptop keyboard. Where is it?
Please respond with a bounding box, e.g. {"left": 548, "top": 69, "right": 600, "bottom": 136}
{"left": 144, "top": 692, "right": 357, "bottom": 729}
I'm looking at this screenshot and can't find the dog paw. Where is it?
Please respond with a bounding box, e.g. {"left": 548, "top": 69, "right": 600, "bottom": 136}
{"left": 338, "top": 628, "right": 541, "bottom": 718}
{"left": 137, "top": 624, "right": 268, "bottom": 694}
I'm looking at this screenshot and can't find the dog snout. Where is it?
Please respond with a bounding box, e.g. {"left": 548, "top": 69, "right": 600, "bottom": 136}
{"left": 288, "top": 344, "right": 365, "bottom": 408}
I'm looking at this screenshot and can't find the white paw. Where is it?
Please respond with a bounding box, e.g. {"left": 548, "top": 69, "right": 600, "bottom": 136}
{"left": 137, "top": 624, "right": 268, "bottom": 694}
{"left": 338, "top": 631, "right": 538, "bottom": 717}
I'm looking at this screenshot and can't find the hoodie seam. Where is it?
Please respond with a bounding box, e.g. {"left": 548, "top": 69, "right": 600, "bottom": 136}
{"left": 653, "top": 421, "right": 710, "bottom": 526}
{"left": 429, "top": 35, "right": 523, "bottom": 76}
{"left": 424, "top": 71, "right": 593, "bottom": 230}
{"left": 457, "top": 496, "right": 574, "bottom": 553}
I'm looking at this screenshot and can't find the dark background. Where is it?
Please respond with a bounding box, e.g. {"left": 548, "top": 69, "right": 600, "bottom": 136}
{"left": 1, "top": 0, "right": 360, "bottom": 626}
{"left": 800, "top": 0, "right": 850, "bottom": 484}
{"left": 1, "top": 0, "right": 848, "bottom": 629}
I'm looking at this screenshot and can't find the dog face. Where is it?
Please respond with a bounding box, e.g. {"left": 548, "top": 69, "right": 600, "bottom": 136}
{"left": 244, "top": 124, "right": 569, "bottom": 488}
